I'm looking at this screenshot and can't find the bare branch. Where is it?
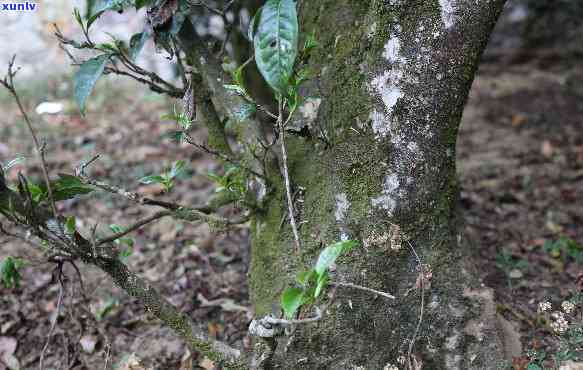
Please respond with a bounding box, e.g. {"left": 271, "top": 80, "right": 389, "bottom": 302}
{"left": 0, "top": 56, "right": 59, "bottom": 222}
{"left": 103, "top": 66, "right": 183, "bottom": 98}
{"left": 331, "top": 282, "right": 396, "bottom": 300}
{"left": 94, "top": 210, "right": 172, "bottom": 246}
{"left": 183, "top": 133, "right": 265, "bottom": 179}
{"left": 0, "top": 184, "right": 248, "bottom": 368}
{"left": 75, "top": 166, "right": 249, "bottom": 228}
{"left": 278, "top": 100, "right": 301, "bottom": 253}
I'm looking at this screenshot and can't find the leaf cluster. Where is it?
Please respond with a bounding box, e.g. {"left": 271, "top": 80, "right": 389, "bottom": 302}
{"left": 139, "top": 160, "right": 187, "bottom": 193}
{"left": 0, "top": 256, "right": 26, "bottom": 289}
{"left": 281, "top": 240, "right": 358, "bottom": 319}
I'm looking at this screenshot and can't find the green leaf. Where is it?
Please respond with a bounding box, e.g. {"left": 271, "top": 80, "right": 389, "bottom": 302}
{"left": 135, "top": 0, "right": 153, "bottom": 10}
{"left": 296, "top": 269, "right": 317, "bottom": 286}
{"left": 91, "top": 0, "right": 132, "bottom": 16}
{"left": 118, "top": 244, "right": 134, "bottom": 263}
{"left": 224, "top": 84, "right": 247, "bottom": 96}
{"left": 314, "top": 270, "right": 329, "bottom": 298}
{"left": 247, "top": 7, "right": 262, "bottom": 41}
{"left": 87, "top": 0, "right": 132, "bottom": 28}
{"left": 65, "top": 216, "right": 77, "bottom": 234}
{"left": 161, "top": 130, "right": 186, "bottom": 143}
{"left": 139, "top": 175, "right": 165, "bottom": 185}
{"left": 169, "top": 160, "right": 186, "bottom": 179}
{"left": 234, "top": 103, "right": 257, "bottom": 122}
{"left": 109, "top": 224, "right": 124, "bottom": 234}
{"left": 2, "top": 155, "right": 25, "bottom": 171}
{"left": 51, "top": 174, "right": 94, "bottom": 201}
{"left": 74, "top": 54, "right": 110, "bottom": 115}
{"left": 1, "top": 257, "right": 25, "bottom": 289}
{"left": 73, "top": 7, "right": 84, "bottom": 29}
{"left": 315, "top": 240, "right": 358, "bottom": 276}
{"left": 281, "top": 287, "right": 304, "bottom": 319}
{"left": 129, "top": 30, "right": 151, "bottom": 61}
{"left": 253, "top": 0, "right": 298, "bottom": 95}
{"left": 303, "top": 30, "right": 317, "bottom": 54}
{"left": 94, "top": 298, "right": 118, "bottom": 321}
{"left": 28, "top": 183, "right": 44, "bottom": 203}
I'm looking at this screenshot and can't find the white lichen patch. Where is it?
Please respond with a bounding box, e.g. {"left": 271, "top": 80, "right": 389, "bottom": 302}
{"left": 439, "top": 0, "right": 456, "bottom": 29}
{"left": 371, "top": 174, "right": 400, "bottom": 214}
{"left": 335, "top": 193, "right": 350, "bottom": 241}
{"left": 382, "top": 36, "right": 403, "bottom": 64}
{"left": 335, "top": 193, "right": 349, "bottom": 222}
{"left": 370, "top": 110, "right": 389, "bottom": 138}
{"left": 369, "top": 33, "right": 407, "bottom": 139}
{"left": 299, "top": 98, "right": 322, "bottom": 123}
{"left": 370, "top": 70, "right": 404, "bottom": 118}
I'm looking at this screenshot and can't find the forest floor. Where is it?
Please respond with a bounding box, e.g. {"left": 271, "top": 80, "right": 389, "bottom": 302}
{"left": 0, "top": 41, "right": 582, "bottom": 370}
{"left": 458, "top": 55, "right": 583, "bottom": 368}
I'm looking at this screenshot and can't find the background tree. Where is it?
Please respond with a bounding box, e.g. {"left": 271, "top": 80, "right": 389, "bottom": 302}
{"left": 0, "top": 0, "right": 511, "bottom": 368}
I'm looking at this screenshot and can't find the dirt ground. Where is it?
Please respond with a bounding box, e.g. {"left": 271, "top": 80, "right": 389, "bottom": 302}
{"left": 1, "top": 10, "right": 583, "bottom": 370}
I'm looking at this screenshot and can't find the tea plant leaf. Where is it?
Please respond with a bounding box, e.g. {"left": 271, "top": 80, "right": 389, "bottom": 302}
{"left": 129, "top": 29, "right": 151, "bottom": 61}
{"left": 315, "top": 240, "right": 358, "bottom": 276}
{"left": 74, "top": 54, "right": 110, "bottom": 115}
{"left": 247, "top": 7, "right": 262, "bottom": 41}
{"left": 139, "top": 175, "right": 165, "bottom": 185}
{"left": 281, "top": 287, "right": 304, "bottom": 319}
{"left": 51, "top": 174, "right": 95, "bottom": 201}
{"left": 253, "top": 0, "right": 298, "bottom": 95}
{"left": 314, "top": 270, "right": 329, "bottom": 298}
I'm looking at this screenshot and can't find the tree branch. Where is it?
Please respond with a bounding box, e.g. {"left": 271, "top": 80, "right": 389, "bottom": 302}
{"left": 0, "top": 56, "right": 59, "bottom": 222}
{"left": 95, "top": 210, "right": 172, "bottom": 246}
{"left": 277, "top": 100, "right": 300, "bottom": 253}
{"left": 0, "top": 184, "right": 249, "bottom": 368}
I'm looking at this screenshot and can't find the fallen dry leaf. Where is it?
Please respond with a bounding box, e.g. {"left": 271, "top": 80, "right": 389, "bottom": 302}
{"left": 560, "top": 361, "right": 583, "bottom": 370}
{"left": 199, "top": 357, "right": 216, "bottom": 370}
{"left": 541, "top": 140, "right": 554, "bottom": 158}
{"left": 0, "top": 337, "right": 19, "bottom": 370}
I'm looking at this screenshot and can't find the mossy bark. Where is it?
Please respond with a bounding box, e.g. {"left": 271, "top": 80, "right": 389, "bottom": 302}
{"left": 249, "top": 1, "right": 508, "bottom": 368}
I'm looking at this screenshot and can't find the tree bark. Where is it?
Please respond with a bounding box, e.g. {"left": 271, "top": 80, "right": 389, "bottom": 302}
{"left": 249, "top": 1, "right": 508, "bottom": 368}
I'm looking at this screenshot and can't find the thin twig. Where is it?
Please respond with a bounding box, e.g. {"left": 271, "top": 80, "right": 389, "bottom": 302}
{"left": 183, "top": 133, "right": 265, "bottom": 179}
{"left": 103, "top": 341, "right": 111, "bottom": 370}
{"left": 261, "top": 307, "right": 324, "bottom": 326}
{"left": 39, "top": 280, "right": 64, "bottom": 370}
{"left": 407, "top": 240, "right": 425, "bottom": 370}
{"left": 103, "top": 66, "right": 183, "bottom": 98}
{"left": 331, "top": 282, "right": 396, "bottom": 300}
{"left": 278, "top": 99, "right": 301, "bottom": 253}
{"left": 0, "top": 56, "right": 59, "bottom": 222}
{"left": 95, "top": 210, "right": 171, "bottom": 246}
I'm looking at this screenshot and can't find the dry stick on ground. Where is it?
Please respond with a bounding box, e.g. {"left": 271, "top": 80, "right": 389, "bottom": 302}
{"left": 39, "top": 275, "right": 64, "bottom": 370}
{"left": 278, "top": 99, "right": 301, "bottom": 253}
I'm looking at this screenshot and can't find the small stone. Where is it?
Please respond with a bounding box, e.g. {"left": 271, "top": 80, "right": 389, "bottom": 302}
{"left": 508, "top": 269, "right": 523, "bottom": 279}
{"left": 79, "top": 335, "right": 97, "bottom": 354}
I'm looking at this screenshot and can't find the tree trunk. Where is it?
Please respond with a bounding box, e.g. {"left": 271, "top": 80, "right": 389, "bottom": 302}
{"left": 249, "top": 1, "right": 508, "bottom": 368}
